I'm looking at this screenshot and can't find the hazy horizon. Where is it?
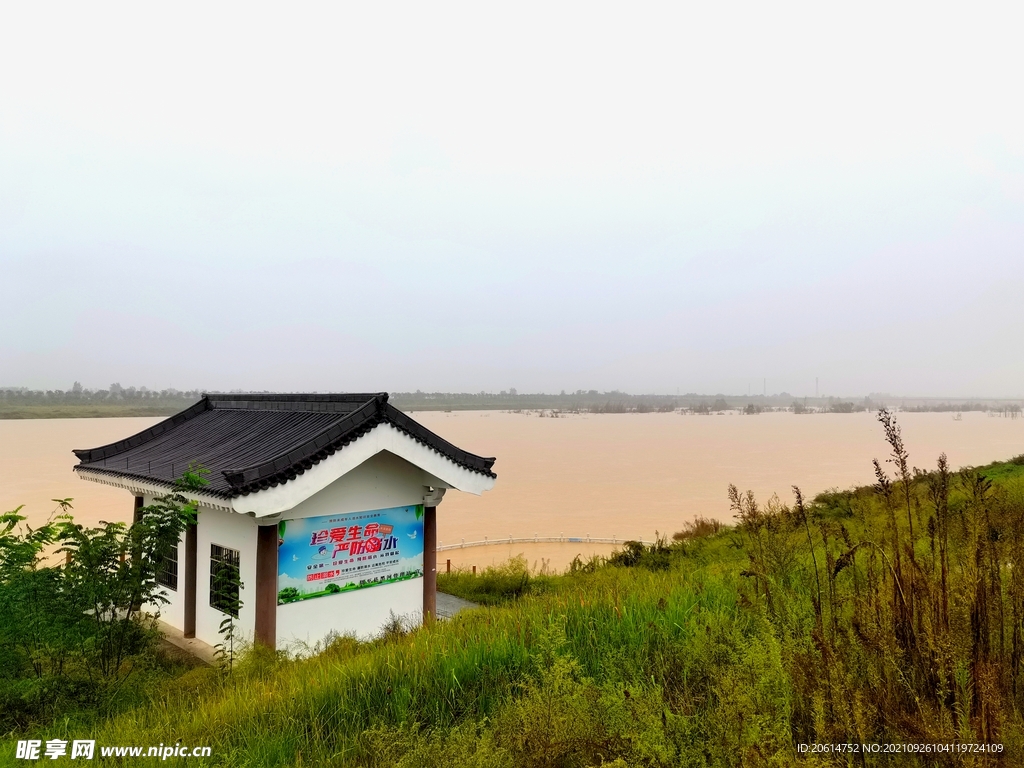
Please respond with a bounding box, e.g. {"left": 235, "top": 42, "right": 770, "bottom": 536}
{"left": 3, "top": 4, "right": 1022, "bottom": 396}
{"left": 3, "top": 382, "right": 1023, "bottom": 404}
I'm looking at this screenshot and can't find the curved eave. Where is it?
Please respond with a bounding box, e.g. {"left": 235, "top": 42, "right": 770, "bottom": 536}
{"left": 74, "top": 421, "right": 497, "bottom": 518}
{"left": 233, "top": 421, "right": 497, "bottom": 517}
{"left": 73, "top": 465, "right": 236, "bottom": 512}
{"left": 72, "top": 397, "right": 211, "bottom": 463}
{"left": 220, "top": 400, "right": 495, "bottom": 495}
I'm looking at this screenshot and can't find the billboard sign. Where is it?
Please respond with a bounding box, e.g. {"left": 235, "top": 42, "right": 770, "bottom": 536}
{"left": 276, "top": 505, "right": 424, "bottom": 605}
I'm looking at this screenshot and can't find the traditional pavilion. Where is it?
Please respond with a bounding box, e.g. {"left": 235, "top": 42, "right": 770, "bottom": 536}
{"left": 72, "top": 393, "right": 496, "bottom": 651}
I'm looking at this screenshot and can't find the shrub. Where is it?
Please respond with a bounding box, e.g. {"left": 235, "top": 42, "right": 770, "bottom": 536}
{"left": 672, "top": 516, "right": 723, "bottom": 542}
{"left": 829, "top": 401, "right": 856, "bottom": 413}
{"left": 0, "top": 473, "right": 202, "bottom": 729}
{"left": 608, "top": 536, "right": 673, "bottom": 570}
{"left": 437, "top": 556, "right": 552, "bottom": 606}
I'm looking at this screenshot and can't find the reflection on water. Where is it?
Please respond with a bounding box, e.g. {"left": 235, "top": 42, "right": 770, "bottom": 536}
{"left": 2, "top": 410, "right": 1021, "bottom": 572}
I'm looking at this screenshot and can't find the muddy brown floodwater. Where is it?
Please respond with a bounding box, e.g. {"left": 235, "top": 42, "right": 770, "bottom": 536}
{"left": 1, "top": 411, "right": 1021, "bottom": 572}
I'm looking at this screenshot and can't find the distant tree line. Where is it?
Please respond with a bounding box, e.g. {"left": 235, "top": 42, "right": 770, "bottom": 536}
{"left": 0, "top": 383, "right": 203, "bottom": 406}
{"left": 393, "top": 390, "right": 817, "bottom": 413}
{"left": 392, "top": 390, "right": 686, "bottom": 413}
{"left": 2, "top": 385, "right": 1020, "bottom": 418}
{"left": 904, "top": 402, "right": 1022, "bottom": 414}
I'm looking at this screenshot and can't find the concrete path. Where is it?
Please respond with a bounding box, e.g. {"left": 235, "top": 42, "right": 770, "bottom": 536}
{"left": 158, "top": 619, "right": 218, "bottom": 666}
{"left": 436, "top": 591, "right": 480, "bottom": 619}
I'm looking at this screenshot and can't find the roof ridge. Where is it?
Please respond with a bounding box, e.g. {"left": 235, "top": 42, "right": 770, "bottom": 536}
{"left": 220, "top": 396, "right": 387, "bottom": 489}
{"left": 205, "top": 392, "right": 389, "bottom": 411}
{"left": 205, "top": 392, "right": 388, "bottom": 401}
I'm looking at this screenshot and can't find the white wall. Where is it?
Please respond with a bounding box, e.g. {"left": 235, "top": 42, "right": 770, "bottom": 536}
{"left": 277, "top": 578, "right": 422, "bottom": 648}
{"left": 285, "top": 449, "right": 430, "bottom": 521}
{"left": 195, "top": 506, "right": 257, "bottom": 648}
{"left": 233, "top": 423, "right": 494, "bottom": 518}
{"left": 275, "top": 450, "right": 429, "bottom": 648}
{"left": 148, "top": 451, "right": 433, "bottom": 651}
{"left": 141, "top": 493, "right": 185, "bottom": 631}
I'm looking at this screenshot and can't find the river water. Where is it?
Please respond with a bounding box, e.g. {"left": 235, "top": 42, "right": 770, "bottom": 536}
{"left": 2, "top": 410, "right": 1021, "bottom": 571}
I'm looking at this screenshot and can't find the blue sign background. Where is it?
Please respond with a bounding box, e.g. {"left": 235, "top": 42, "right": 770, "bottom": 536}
{"left": 277, "top": 505, "right": 424, "bottom": 604}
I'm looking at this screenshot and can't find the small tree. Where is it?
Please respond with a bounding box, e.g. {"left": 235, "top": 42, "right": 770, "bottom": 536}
{"left": 0, "top": 468, "right": 205, "bottom": 728}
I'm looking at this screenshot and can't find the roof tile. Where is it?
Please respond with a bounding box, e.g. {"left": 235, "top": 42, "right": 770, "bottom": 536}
{"left": 73, "top": 392, "right": 496, "bottom": 498}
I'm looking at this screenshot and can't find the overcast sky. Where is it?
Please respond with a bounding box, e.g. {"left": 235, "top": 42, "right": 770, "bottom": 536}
{"left": 1, "top": 3, "right": 1022, "bottom": 397}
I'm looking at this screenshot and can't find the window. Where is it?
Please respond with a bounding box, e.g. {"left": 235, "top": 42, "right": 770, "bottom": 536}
{"left": 156, "top": 542, "right": 178, "bottom": 591}
{"left": 210, "top": 544, "right": 241, "bottom": 617}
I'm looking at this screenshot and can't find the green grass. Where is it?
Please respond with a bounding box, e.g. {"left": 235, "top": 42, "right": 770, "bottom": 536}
{"left": 6, "top": 452, "right": 1024, "bottom": 765}
{"left": 975, "top": 454, "right": 1024, "bottom": 483}
{"left": 436, "top": 557, "right": 558, "bottom": 606}
{"left": 2, "top": 529, "right": 784, "bottom": 766}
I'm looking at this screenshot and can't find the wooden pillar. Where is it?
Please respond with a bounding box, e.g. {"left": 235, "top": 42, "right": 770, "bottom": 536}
{"left": 423, "top": 506, "right": 437, "bottom": 622}
{"left": 255, "top": 524, "right": 278, "bottom": 649}
{"left": 124, "top": 496, "right": 144, "bottom": 564}
{"left": 183, "top": 521, "right": 197, "bottom": 638}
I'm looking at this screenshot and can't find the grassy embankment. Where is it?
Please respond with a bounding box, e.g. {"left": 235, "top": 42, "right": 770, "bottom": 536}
{"left": 5, "top": 435, "right": 1024, "bottom": 765}
{"left": 0, "top": 404, "right": 186, "bottom": 420}
{"left": 0, "top": 387, "right": 203, "bottom": 419}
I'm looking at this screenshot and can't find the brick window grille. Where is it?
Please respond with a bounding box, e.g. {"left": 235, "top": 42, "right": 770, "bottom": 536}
{"left": 156, "top": 543, "right": 179, "bottom": 591}
{"left": 210, "top": 544, "right": 241, "bottom": 617}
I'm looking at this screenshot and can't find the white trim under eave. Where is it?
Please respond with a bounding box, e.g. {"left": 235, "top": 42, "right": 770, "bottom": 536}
{"left": 234, "top": 422, "right": 496, "bottom": 518}
{"left": 74, "top": 470, "right": 235, "bottom": 512}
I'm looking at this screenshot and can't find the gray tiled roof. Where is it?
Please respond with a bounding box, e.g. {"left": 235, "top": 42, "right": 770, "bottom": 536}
{"left": 73, "top": 393, "right": 496, "bottom": 498}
